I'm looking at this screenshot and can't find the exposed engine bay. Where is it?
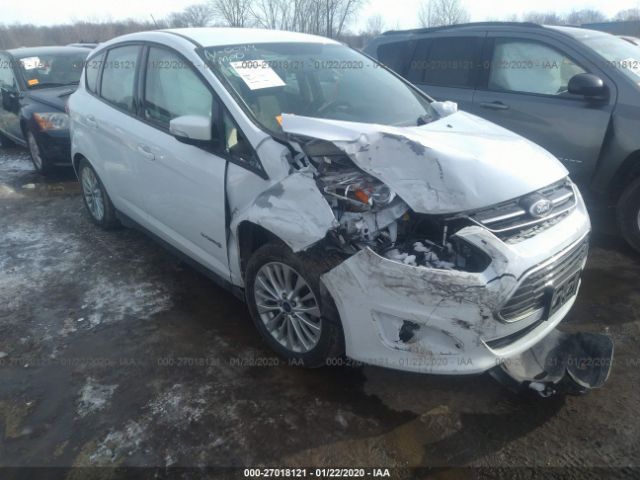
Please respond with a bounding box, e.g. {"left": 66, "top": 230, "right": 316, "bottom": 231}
{"left": 288, "top": 138, "right": 490, "bottom": 273}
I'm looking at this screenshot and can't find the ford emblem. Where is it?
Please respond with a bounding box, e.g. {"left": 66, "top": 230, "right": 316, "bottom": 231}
{"left": 529, "top": 198, "right": 552, "bottom": 218}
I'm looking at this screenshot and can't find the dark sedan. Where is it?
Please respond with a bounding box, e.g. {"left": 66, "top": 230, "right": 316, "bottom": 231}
{"left": 0, "top": 46, "right": 89, "bottom": 174}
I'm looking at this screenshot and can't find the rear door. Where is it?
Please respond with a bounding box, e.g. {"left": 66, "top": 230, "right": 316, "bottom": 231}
{"left": 405, "top": 33, "right": 486, "bottom": 111}
{"left": 472, "top": 32, "right": 615, "bottom": 182}
{"left": 89, "top": 44, "right": 146, "bottom": 220}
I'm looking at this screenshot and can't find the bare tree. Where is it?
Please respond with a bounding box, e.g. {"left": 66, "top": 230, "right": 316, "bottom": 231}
{"left": 249, "top": 0, "right": 363, "bottom": 38}
{"left": 365, "top": 14, "right": 385, "bottom": 35}
{"left": 522, "top": 11, "right": 565, "bottom": 26}
{"left": 167, "top": 4, "right": 215, "bottom": 28}
{"left": 418, "top": 0, "right": 470, "bottom": 28}
{"left": 614, "top": 8, "right": 640, "bottom": 22}
{"left": 210, "top": 0, "right": 254, "bottom": 27}
{"left": 566, "top": 9, "right": 607, "bottom": 26}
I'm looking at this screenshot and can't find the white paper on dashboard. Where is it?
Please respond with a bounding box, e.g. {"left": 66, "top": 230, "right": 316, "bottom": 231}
{"left": 230, "top": 60, "right": 285, "bottom": 90}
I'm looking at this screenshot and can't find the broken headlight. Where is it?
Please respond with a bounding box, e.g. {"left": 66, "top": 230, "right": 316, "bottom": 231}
{"left": 319, "top": 167, "right": 396, "bottom": 211}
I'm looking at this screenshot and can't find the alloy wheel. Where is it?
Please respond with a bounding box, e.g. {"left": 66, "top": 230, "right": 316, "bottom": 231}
{"left": 27, "top": 132, "right": 43, "bottom": 171}
{"left": 254, "top": 262, "right": 322, "bottom": 353}
{"left": 81, "top": 166, "right": 105, "bottom": 221}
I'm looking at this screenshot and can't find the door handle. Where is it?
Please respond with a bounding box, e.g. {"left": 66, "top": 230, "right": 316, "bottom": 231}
{"left": 86, "top": 115, "right": 98, "bottom": 128}
{"left": 479, "top": 101, "right": 510, "bottom": 110}
{"left": 137, "top": 144, "right": 155, "bottom": 161}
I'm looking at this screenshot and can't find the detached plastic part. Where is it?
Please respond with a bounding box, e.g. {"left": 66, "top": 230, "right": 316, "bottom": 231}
{"left": 490, "top": 329, "right": 614, "bottom": 397}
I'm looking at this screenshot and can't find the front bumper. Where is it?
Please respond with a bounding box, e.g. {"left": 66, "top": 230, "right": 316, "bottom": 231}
{"left": 35, "top": 129, "right": 71, "bottom": 166}
{"left": 321, "top": 190, "right": 593, "bottom": 376}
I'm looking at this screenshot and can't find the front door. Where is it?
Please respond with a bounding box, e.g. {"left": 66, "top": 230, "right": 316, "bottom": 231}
{"left": 472, "top": 33, "right": 615, "bottom": 183}
{"left": 0, "top": 54, "right": 22, "bottom": 142}
{"left": 130, "top": 45, "right": 229, "bottom": 277}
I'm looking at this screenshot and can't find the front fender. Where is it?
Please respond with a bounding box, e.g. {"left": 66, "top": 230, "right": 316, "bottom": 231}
{"left": 231, "top": 171, "right": 338, "bottom": 253}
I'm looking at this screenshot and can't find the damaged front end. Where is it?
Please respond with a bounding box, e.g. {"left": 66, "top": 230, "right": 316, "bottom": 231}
{"left": 490, "top": 330, "right": 614, "bottom": 397}
{"left": 273, "top": 111, "right": 611, "bottom": 396}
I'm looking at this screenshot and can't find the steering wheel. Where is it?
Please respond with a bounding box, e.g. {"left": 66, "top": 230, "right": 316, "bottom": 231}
{"left": 316, "top": 100, "right": 352, "bottom": 115}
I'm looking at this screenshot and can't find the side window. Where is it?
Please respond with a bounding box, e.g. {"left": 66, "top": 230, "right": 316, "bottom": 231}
{"left": 223, "top": 110, "right": 261, "bottom": 171}
{"left": 489, "top": 39, "right": 586, "bottom": 96}
{"left": 144, "top": 47, "right": 213, "bottom": 127}
{"left": 85, "top": 53, "right": 104, "bottom": 94}
{"left": 407, "top": 39, "right": 431, "bottom": 83}
{"left": 0, "top": 55, "right": 16, "bottom": 89}
{"left": 408, "top": 37, "right": 481, "bottom": 87}
{"left": 101, "top": 46, "right": 139, "bottom": 112}
{"left": 377, "top": 41, "right": 413, "bottom": 75}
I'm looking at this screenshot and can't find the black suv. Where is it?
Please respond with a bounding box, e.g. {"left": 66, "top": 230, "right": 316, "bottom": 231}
{"left": 0, "top": 46, "right": 89, "bottom": 173}
{"left": 366, "top": 22, "right": 640, "bottom": 252}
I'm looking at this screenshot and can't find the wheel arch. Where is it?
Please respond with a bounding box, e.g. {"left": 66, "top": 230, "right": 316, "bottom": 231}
{"left": 236, "top": 221, "right": 286, "bottom": 281}
{"left": 72, "top": 152, "right": 87, "bottom": 173}
{"left": 609, "top": 149, "right": 640, "bottom": 202}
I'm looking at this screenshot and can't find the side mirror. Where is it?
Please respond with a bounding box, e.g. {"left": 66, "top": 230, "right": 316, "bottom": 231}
{"left": 169, "top": 115, "right": 213, "bottom": 145}
{"left": 1, "top": 88, "right": 18, "bottom": 112}
{"left": 568, "top": 73, "right": 607, "bottom": 99}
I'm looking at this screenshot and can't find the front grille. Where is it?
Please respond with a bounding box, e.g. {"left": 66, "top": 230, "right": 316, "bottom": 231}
{"left": 499, "top": 236, "right": 589, "bottom": 322}
{"left": 469, "top": 179, "right": 576, "bottom": 241}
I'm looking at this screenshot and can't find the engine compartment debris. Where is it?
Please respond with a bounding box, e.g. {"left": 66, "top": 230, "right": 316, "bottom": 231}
{"left": 383, "top": 240, "right": 456, "bottom": 270}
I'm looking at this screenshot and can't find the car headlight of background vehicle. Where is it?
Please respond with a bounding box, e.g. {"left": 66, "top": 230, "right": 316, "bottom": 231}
{"left": 33, "top": 112, "right": 69, "bottom": 131}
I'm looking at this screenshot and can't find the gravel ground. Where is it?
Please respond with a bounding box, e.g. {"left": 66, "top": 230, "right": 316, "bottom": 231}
{"left": 0, "top": 147, "right": 638, "bottom": 479}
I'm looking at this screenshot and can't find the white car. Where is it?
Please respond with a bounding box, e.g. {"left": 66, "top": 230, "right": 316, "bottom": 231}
{"left": 69, "top": 28, "right": 612, "bottom": 396}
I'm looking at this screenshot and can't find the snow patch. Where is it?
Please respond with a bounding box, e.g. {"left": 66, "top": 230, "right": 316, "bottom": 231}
{"left": 81, "top": 277, "right": 172, "bottom": 326}
{"left": 89, "top": 420, "right": 147, "bottom": 465}
{"left": 77, "top": 377, "right": 117, "bottom": 418}
{"left": 148, "top": 383, "right": 211, "bottom": 425}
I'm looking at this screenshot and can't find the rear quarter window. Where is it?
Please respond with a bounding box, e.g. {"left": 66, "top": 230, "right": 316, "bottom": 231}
{"left": 85, "top": 53, "right": 104, "bottom": 94}
{"left": 100, "top": 46, "right": 140, "bottom": 113}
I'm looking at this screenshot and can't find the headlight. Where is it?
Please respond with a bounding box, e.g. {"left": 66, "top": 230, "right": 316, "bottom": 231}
{"left": 321, "top": 170, "right": 396, "bottom": 210}
{"left": 33, "top": 112, "right": 69, "bottom": 131}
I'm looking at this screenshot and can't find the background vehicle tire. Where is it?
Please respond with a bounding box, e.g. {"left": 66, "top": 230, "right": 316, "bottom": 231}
{"left": 617, "top": 177, "right": 640, "bottom": 254}
{"left": 26, "top": 130, "right": 53, "bottom": 174}
{"left": 245, "top": 242, "right": 344, "bottom": 367}
{"left": 78, "top": 158, "right": 119, "bottom": 229}
{"left": 0, "top": 132, "right": 16, "bottom": 148}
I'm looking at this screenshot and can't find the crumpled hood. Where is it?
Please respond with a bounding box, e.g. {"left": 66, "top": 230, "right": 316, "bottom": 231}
{"left": 281, "top": 112, "right": 568, "bottom": 214}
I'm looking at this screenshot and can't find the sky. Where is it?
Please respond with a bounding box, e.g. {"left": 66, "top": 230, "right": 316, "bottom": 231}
{"left": 1, "top": 0, "right": 639, "bottom": 30}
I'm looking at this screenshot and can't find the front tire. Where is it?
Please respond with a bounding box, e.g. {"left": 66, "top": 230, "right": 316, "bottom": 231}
{"left": 617, "top": 177, "right": 640, "bottom": 254}
{"left": 245, "top": 243, "right": 344, "bottom": 367}
{"left": 27, "top": 130, "right": 52, "bottom": 174}
{"left": 78, "top": 159, "right": 119, "bottom": 229}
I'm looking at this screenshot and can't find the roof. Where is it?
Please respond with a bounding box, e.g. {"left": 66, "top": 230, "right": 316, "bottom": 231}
{"left": 382, "top": 22, "right": 543, "bottom": 36}
{"left": 162, "top": 28, "right": 338, "bottom": 47}
{"left": 378, "top": 22, "right": 619, "bottom": 42}
{"left": 546, "top": 25, "right": 612, "bottom": 39}
{"left": 6, "top": 46, "right": 90, "bottom": 58}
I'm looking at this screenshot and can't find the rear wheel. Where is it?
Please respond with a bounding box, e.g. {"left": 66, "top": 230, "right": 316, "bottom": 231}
{"left": 78, "top": 159, "right": 119, "bottom": 229}
{"left": 617, "top": 177, "right": 640, "bottom": 254}
{"left": 245, "top": 243, "right": 344, "bottom": 367}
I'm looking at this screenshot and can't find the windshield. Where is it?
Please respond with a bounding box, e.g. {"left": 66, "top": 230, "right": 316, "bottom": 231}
{"left": 15, "top": 51, "right": 88, "bottom": 89}
{"left": 203, "top": 42, "right": 434, "bottom": 131}
{"left": 579, "top": 34, "right": 640, "bottom": 85}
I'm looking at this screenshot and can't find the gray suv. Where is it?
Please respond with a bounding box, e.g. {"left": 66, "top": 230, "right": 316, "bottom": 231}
{"left": 366, "top": 22, "right": 640, "bottom": 252}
